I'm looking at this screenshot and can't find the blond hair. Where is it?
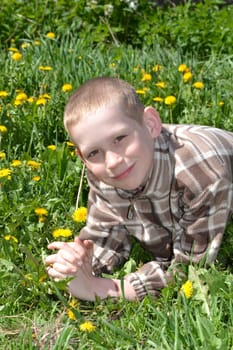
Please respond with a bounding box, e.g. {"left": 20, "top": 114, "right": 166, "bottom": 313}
{"left": 63, "top": 77, "right": 144, "bottom": 133}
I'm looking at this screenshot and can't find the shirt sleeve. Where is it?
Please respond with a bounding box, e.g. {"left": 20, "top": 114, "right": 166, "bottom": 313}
{"left": 79, "top": 181, "right": 132, "bottom": 275}
{"left": 125, "top": 177, "right": 232, "bottom": 300}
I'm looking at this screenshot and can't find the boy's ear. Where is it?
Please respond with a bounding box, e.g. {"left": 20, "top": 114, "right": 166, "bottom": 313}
{"left": 143, "top": 106, "right": 162, "bottom": 137}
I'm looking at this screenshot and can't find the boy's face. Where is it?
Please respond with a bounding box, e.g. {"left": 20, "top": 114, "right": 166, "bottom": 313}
{"left": 69, "top": 105, "right": 161, "bottom": 190}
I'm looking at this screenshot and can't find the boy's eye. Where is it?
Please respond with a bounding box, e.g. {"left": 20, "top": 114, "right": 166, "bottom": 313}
{"left": 115, "top": 135, "right": 127, "bottom": 143}
{"left": 87, "top": 150, "right": 99, "bottom": 159}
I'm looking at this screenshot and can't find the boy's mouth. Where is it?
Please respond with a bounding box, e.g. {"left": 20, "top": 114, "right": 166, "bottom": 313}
{"left": 113, "top": 163, "right": 135, "bottom": 180}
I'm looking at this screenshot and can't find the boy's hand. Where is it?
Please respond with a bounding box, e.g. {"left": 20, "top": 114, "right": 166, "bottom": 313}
{"left": 45, "top": 237, "right": 93, "bottom": 281}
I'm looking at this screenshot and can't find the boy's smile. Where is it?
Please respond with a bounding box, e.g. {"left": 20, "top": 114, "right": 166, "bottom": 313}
{"left": 69, "top": 104, "right": 161, "bottom": 190}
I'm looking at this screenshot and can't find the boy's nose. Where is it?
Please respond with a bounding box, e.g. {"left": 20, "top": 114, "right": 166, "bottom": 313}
{"left": 105, "top": 150, "right": 122, "bottom": 169}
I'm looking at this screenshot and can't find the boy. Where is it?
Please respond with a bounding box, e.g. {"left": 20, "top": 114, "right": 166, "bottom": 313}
{"left": 45, "top": 77, "right": 233, "bottom": 301}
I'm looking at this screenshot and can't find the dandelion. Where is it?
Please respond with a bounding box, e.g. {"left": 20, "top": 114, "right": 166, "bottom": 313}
{"left": 66, "top": 141, "right": 75, "bottom": 147}
{"left": 36, "top": 97, "right": 47, "bottom": 106}
{"left": 47, "top": 145, "right": 56, "bottom": 151}
{"left": 21, "top": 42, "right": 30, "bottom": 49}
{"left": 27, "top": 96, "right": 35, "bottom": 103}
{"left": 152, "top": 64, "right": 162, "bottom": 72}
{"left": 164, "top": 96, "right": 176, "bottom": 105}
{"left": 12, "top": 52, "right": 22, "bottom": 61}
{"left": 136, "top": 89, "right": 146, "bottom": 95}
{"left": 0, "top": 168, "right": 12, "bottom": 179}
{"left": 0, "top": 152, "right": 6, "bottom": 159}
{"left": 8, "top": 47, "right": 19, "bottom": 53}
{"left": 79, "top": 321, "right": 96, "bottom": 332}
{"left": 11, "top": 159, "right": 22, "bottom": 167}
{"left": 178, "top": 64, "right": 189, "bottom": 73}
{"left": 67, "top": 299, "right": 80, "bottom": 320}
{"left": 192, "top": 82, "right": 204, "bottom": 89}
{"left": 0, "top": 125, "right": 7, "bottom": 133}
{"left": 35, "top": 207, "right": 48, "bottom": 223}
{"left": 219, "top": 101, "right": 224, "bottom": 106}
{"left": 32, "top": 175, "right": 41, "bottom": 182}
{"left": 155, "top": 81, "right": 166, "bottom": 89}
{"left": 153, "top": 97, "right": 163, "bottom": 103}
{"left": 35, "top": 207, "right": 48, "bottom": 217}
{"left": 0, "top": 91, "right": 8, "bottom": 98}
{"left": 141, "top": 73, "right": 152, "bottom": 82}
{"left": 4, "top": 235, "right": 18, "bottom": 243}
{"left": 34, "top": 40, "right": 41, "bottom": 46}
{"left": 62, "top": 83, "right": 73, "bottom": 92}
{"left": 38, "top": 65, "right": 52, "bottom": 71}
{"left": 181, "top": 280, "right": 193, "bottom": 299}
{"left": 27, "top": 160, "right": 41, "bottom": 170}
{"left": 52, "top": 228, "right": 73, "bottom": 238}
{"left": 14, "top": 92, "right": 28, "bottom": 106}
{"left": 183, "top": 71, "right": 193, "bottom": 83}
{"left": 46, "top": 32, "right": 56, "bottom": 39}
{"left": 72, "top": 207, "right": 87, "bottom": 223}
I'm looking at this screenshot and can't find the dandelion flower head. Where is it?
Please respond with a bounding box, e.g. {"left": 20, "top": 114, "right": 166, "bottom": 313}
{"left": 72, "top": 207, "right": 87, "bottom": 223}
{"left": 79, "top": 321, "right": 96, "bottom": 332}
{"left": 181, "top": 280, "right": 193, "bottom": 299}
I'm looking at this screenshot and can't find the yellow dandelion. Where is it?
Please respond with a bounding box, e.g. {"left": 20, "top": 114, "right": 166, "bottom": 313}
{"left": 164, "top": 96, "right": 176, "bottom": 105}
{"left": 34, "top": 40, "right": 41, "bottom": 46}
{"left": 52, "top": 228, "right": 73, "bottom": 238}
{"left": 38, "top": 66, "right": 52, "bottom": 71}
{"left": 0, "top": 168, "right": 12, "bottom": 179}
{"left": 11, "top": 159, "right": 22, "bottom": 167}
{"left": 32, "top": 175, "right": 41, "bottom": 182}
{"left": 141, "top": 73, "right": 152, "bottom": 82}
{"left": 152, "top": 64, "right": 162, "bottom": 72}
{"left": 153, "top": 97, "right": 163, "bottom": 102}
{"left": 0, "top": 91, "right": 8, "bottom": 98}
{"left": 62, "top": 84, "right": 73, "bottom": 92}
{"left": 66, "top": 141, "right": 75, "bottom": 147}
{"left": 27, "top": 97, "right": 35, "bottom": 103}
{"left": 35, "top": 208, "right": 48, "bottom": 217}
{"left": 72, "top": 207, "right": 87, "bottom": 223}
{"left": 0, "top": 125, "right": 7, "bottom": 133}
{"left": 14, "top": 91, "right": 28, "bottom": 106}
{"left": 26, "top": 160, "right": 41, "bottom": 170}
{"left": 155, "top": 81, "right": 166, "bottom": 89}
{"left": 79, "top": 321, "right": 96, "bottom": 332}
{"left": 21, "top": 42, "right": 30, "bottom": 49}
{"left": 12, "top": 52, "right": 22, "bottom": 61}
{"left": 39, "top": 274, "right": 48, "bottom": 283}
{"left": 4, "top": 235, "right": 18, "bottom": 243}
{"left": 218, "top": 101, "right": 224, "bottom": 106}
{"left": 192, "top": 82, "right": 204, "bottom": 89}
{"left": 67, "top": 309, "right": 76, "bottom": 320}
{"left": 36, "top": 97, "right": 47, "bottom": 106}
{"left": 178, "top": 64, "right": 189, "bottom": 73}
{"left": 8, "top": 47, "right": 19, "bottom": 53}
{"left": 183, "top": 72, "right": 193, "bottom": 83}
{"left": 136, "top": 89, "right": 146, "bottom": 95}
{"left": 181, "top": 280, "right": 193, "bottom": 299}
{"left": 47, "top": 145, "right": 56, "bottom": 151}
{"left": 46, "top": 32, "right": 56, "bottom": 39}
{"left": 0, "top": 152, "right": 6, "bottom": 159}
{"left": 109, "top": 62, "right": 116, "bottom": 69}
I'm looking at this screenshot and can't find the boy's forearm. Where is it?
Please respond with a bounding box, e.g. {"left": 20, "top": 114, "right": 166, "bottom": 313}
{"left": 68, "top": 276, "right": 137, "bottom": 301}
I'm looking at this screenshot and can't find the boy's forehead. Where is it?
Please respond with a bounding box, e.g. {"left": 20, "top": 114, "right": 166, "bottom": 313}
{"left": 70, "top": 104, "right": 142, "bottom": 149}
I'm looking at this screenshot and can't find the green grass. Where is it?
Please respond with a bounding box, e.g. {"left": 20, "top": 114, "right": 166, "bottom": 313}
{"left": 0, "top": 1, "right": 233, "bottom": 349}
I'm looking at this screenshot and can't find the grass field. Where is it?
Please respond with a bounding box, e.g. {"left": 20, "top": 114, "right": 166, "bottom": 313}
{"left": 0, "top": 1, "right": 233, "bottom": 349}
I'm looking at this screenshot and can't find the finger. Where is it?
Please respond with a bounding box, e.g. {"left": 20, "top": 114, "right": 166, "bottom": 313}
{"left": 46, "top": 266, "right": 68, "bottom": 280}
{"left": 47, "top": 241, "right": 71, "bottom": 251}
{"left": 44, "top": 254, "right": 59, "bottom": 266}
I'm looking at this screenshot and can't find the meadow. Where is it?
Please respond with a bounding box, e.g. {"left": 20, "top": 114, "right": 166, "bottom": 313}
{"left": 0, "top": 0, "right": 233, "bottom": 349}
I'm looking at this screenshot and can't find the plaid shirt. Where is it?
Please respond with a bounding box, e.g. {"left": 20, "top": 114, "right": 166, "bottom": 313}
{"left": 79, "top": 125, "right": 233, "bottom": 300}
